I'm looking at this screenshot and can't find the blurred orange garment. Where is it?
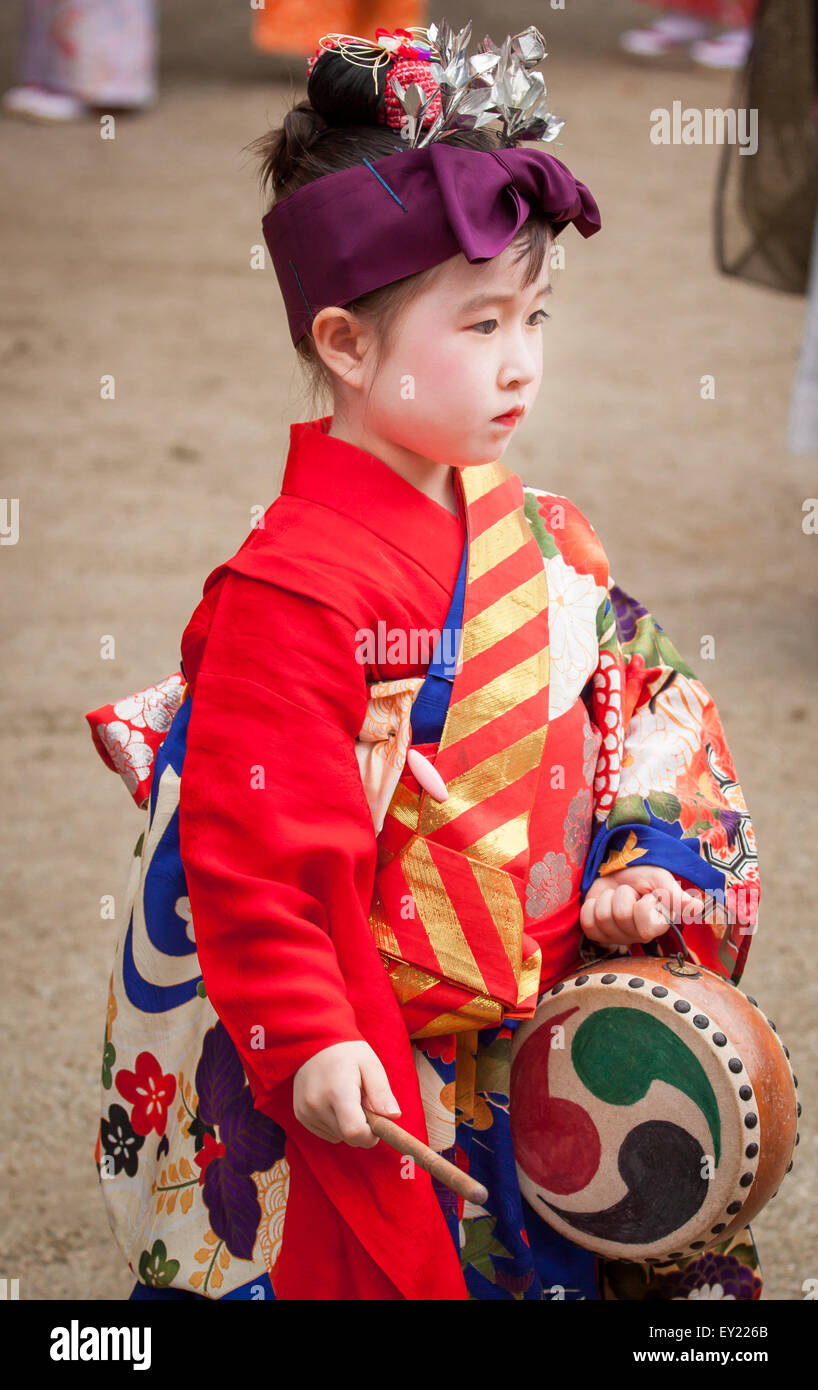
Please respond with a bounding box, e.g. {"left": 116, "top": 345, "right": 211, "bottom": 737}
{"left": 252, "top": 0, "right": 428, "bottom": 58}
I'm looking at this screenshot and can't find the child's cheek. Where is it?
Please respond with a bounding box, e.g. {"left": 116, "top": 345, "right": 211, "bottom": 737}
{"left": 423, "top": 338, "right": 481, "bottom": 400}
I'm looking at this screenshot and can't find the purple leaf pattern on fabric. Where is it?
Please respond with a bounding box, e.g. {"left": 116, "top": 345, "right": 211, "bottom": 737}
{"left": 609, "top": 584, "right": 649, "bottom": 645}
{"left": 196, "top": 1019, "right": 245, "bottom": 1126}
{"left": 202, "top": 1160, "right": 263, "bottom": 1261}
{"left": 219, "top": 1086, "right": 287, "bottom": 1174}
{"left": 195, "top": 1021, "right": 287, "bottom": 1258}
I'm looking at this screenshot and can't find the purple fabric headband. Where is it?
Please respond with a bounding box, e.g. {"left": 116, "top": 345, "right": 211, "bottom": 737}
{"left": 262, "top": 142, "right": 601, "bottom": 345}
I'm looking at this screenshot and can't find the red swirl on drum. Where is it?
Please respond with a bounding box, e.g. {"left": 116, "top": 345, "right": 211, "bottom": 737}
{"left": 510, "top": 1007, "right": 601, "bottom": 1195}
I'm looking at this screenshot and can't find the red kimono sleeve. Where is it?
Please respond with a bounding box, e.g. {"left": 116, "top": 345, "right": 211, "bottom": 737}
{"left": 178, "top": 569, "right": 377, "bottom": 1112}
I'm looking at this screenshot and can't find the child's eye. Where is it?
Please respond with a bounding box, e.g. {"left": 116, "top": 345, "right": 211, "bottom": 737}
{"left": 470, "top": 310, "right": 551, "bottom": 335}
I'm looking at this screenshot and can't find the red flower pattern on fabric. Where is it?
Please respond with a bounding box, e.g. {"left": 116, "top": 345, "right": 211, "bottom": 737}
{"left": 623, "top": 653, "right": 664, "bottom": 725}
{"left": 194, "top": 1132, "right": 226, "bottom": 1186}
{"left": 115, "top": 1052, "right": 177, "bottom": 1137}
{"left": 537, "top": 494, "right": 608, "bottom": 589}
{"left": 416, "top": 1032, "right": 457, "bottom": 1063}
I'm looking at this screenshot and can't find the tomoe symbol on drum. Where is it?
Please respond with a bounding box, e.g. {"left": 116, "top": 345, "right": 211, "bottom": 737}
{"left": 509, "top": 956, "right": 799, "bottom": 1263}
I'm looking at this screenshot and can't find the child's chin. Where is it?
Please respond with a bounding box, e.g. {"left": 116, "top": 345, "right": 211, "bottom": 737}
{"left": 456, "top": 446, "right": 511, "bottom": 468}
{"left": 479, "top": 437, "right": 514, "bottom": 464}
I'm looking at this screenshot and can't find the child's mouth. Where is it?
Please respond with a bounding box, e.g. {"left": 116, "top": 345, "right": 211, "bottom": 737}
{"left": 492, "top": 409, "right": 523, "bottom": 428}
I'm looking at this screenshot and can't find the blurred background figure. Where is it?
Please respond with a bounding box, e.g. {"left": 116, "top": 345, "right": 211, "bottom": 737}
{"left": 2, "top": 0, "right": 157, "bottom": 122}
{"left": 789, "top": 210, "right": 818, "bottom": 452}
{"left": 619, "top": 0, "right": 759, "bottom": 67}
{"left": 251, "top": 0, "right": 427, "bottom": 59}
{"left": 709, "top": 0, "right": 818, "bottom": 451}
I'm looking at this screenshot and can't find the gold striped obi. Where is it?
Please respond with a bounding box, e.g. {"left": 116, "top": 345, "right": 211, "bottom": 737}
{"left": 356, "top": 459, "right": 551, "bottom": 1039}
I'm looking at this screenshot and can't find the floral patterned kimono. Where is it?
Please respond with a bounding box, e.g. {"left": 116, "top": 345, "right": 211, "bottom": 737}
{"left": 87, "top": 416, "right": 762, "bottom": 1301}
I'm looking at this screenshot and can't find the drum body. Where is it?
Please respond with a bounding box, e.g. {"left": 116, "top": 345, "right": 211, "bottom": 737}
{"left": 510, "top": 957, "right": 799, "bottom": 1263}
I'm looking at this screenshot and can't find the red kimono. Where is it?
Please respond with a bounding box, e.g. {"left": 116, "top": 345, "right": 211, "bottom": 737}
{"left": 178, "top": 416, "right": 472, "bottom": 1299}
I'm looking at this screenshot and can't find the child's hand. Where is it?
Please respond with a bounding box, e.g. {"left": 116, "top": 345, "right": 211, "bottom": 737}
{"left": 292, "top": 1040, "right": 402, "bottom": 1147}
{"left": 579, "top": 865, "right": 703, "bottom": 946}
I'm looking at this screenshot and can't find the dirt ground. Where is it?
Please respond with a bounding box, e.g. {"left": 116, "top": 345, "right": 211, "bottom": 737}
{"left": 1, "top": 2, "right": 815, "bottom": 1301}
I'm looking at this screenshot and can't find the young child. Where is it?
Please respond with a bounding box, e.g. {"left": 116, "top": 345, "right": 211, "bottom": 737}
{"left": 87, "top": 21, "right": 763, "bottom": 1301}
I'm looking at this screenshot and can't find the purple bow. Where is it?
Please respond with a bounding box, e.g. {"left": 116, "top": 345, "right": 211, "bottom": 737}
{"left": 263, "top": 142, "right": 601, "bottom": 345}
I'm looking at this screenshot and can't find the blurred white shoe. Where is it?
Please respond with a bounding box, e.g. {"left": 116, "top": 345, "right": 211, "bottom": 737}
{"left": 1, "top": 85, "right": 87, "bottom": 122}
{"left": 619, "top": 14, "right": 713, "bottom": 57}
{"left": 690, "top": 27, "right": 753, "bottom": 69}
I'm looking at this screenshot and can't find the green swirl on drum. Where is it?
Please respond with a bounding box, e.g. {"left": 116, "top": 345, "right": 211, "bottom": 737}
{"left": 571, "top": 1007, "right": 721, "bottom": 1164}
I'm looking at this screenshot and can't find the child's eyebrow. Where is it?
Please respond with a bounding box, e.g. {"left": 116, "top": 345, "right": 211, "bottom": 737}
{"left": 460, "top": 284, "right": 553, "bottom": 312}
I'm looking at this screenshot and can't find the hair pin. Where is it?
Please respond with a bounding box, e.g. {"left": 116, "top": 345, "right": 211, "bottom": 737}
{"left": 361, "top": 157, "right": 408, "bottom": 210}
{"left": 288, "top": 258, "right": 314, "bottom": 314}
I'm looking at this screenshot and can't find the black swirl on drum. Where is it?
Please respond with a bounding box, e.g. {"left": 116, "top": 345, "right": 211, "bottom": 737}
{"left": 540, "top": 1120, "right": 708, "bottom": 1243}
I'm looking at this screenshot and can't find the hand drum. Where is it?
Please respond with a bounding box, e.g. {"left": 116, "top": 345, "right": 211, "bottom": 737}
{"left": 510, "top": 957, "right": 799, "bottom": 1263}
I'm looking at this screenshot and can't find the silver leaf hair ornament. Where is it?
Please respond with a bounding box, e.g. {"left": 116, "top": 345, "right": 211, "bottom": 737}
{"left": 312, "top": 18, "right": 567, "bottom": 149}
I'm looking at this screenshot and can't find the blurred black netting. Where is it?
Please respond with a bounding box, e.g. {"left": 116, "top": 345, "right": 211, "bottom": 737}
{"left": 715, "top": 0, "right": 818, "bottom": 295}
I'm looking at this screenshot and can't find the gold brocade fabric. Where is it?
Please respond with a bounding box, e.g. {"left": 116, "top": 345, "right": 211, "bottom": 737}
{"left": 361, "top": 460, "right": 550, "bottom": 1037}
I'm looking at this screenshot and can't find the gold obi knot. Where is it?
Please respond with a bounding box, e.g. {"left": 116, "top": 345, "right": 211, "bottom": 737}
{"left": 356, "top": 678, "right": 543, "bottom": 1039}
{"left": 353, "top": 458, "right": 550, "bottom": 1037}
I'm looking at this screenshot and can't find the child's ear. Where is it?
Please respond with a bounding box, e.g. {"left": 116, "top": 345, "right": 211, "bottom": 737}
{"left": 312, "top": 307, "right": 370, "bottom": 389}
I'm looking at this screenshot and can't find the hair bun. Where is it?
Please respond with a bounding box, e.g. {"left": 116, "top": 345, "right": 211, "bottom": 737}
{"left": 307, "top": 40, "right": 442, "bottom": 135}
{"left": 270, "top": 105, "right": 330, "bottom": 191}
{"left": 307, "top": 43, "right": 387, "bottom": 128}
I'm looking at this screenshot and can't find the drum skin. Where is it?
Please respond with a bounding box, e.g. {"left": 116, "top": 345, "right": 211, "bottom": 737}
{"left": 510, "top": 957, "right": 799, "bottom": 1263}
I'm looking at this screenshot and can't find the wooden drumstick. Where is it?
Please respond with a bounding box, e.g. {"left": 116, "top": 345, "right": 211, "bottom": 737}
{"left": 362, "top": 1107, "right": 489, "bottom": 1206}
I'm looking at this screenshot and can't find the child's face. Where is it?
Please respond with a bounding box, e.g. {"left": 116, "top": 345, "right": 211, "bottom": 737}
{"left": 362, "top": 236, "right": 552, "bottom": 468}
